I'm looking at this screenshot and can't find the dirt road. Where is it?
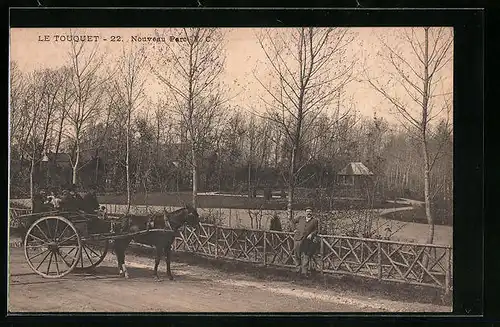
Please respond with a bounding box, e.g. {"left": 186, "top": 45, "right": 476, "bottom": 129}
{"left": 8, "top": 247, "right": 450, "bottom": 313}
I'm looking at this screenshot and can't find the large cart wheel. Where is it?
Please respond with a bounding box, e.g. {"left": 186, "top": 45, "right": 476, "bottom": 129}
{"left": 75, "top": 239, "right": 109, "bottom": 270}
{"left": 24, "top": 216, "right": 82, "bottom": 279}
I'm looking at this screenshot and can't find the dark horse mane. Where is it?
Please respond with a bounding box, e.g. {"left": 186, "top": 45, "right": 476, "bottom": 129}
{"left": 115, "top": 205, "right": 197, "bottom": 234}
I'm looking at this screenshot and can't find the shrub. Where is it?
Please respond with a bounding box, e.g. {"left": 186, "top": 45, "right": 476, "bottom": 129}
{"left": 318, "top": 209, "right": 407, "bottom": 240}
{"left": 200, "top": 208, "right": 225, "bottom": 226}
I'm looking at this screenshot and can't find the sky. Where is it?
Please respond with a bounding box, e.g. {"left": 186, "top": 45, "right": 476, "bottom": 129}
{"left": 9, "top": 27, "right": 453, "bottom": 126}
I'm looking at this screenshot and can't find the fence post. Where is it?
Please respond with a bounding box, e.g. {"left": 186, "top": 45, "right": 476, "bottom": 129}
{"left": 263, "top": 230, "right": 267, "bottom": 266}
{"left": 320, "top": 236, "right": 324, "bottom": 274}
{"left": 445, "top": 247, "right": 451, "bottom": 295}
{"left": 182, "top": 228, "right": 187, "bottom": 252}
{"left": 377, "top": 241, "right": 382, "bottom": 281}
{"left": 244, "top": 231, "right": 248, "bottom": 256}
{"left": 215, "top": 225, "right": 219, "bottom": 259}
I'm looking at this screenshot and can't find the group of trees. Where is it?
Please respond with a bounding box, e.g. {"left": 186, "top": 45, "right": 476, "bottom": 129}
{"left": 10, "top": 27, "right": 453, "bottom": 243}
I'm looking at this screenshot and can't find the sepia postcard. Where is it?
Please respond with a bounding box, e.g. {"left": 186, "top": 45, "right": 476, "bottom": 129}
{"left": 8, "top": 26, "right": 453, "bottom": 313}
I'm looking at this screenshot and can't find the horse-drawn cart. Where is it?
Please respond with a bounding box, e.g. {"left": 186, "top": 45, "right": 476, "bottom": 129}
{"left": 11, "top": 200, "right": 200, "bottom": 280}
{"left": 11, "top": 208, "right": 149, "bottom": 279}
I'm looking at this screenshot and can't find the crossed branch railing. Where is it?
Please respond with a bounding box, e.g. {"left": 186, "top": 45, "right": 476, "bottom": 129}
{"left": 174, "top": 223, "right": 453, "bottom": 292}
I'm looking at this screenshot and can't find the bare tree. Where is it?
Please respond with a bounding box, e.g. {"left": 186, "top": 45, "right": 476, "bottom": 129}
{"left": 218, "top": 110, "right": 246, "bottom": 193}
{"left": 53, "top": 66, "right": 75, "bottom": 157}
{"left": 10, "top": 65, "right": 68, "bottom": 195}
{"left": 19, "top": 70, "right": 50, "bottom": 207}
{"left": 39, "top": 69, "right": 67, "bottom": 156}
{"left": 111, "top": 44, "right": 147, "bottom": 214}
{"left": 65, "top": 31, "right": 110, "bottom": 186}
{"left": 9, "top": 61, "right": 28, "bottom": 145}
{"left": 244, "top": 115, "right": 273, "bottom": 195}
{"left": 254, "top": 27, "right": 357, "bottom": 222}
{"left": 365, "top": 27, "right": 453, "bottom": 244}
{"left": 152, "top": 28, "right": 227, "bottom": 208}
{"left": 10, "top": 62, "right": 35, "bottom": 194}
{"left": 428, "top": 95, "right": 453, "bottom": 199}
{"left": 152, "top": 100, "right": 176, "bottom": 193}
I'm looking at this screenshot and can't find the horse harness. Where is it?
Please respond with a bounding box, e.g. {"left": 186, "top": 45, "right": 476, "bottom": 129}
{"left": 108, "top": 209, "right": 189, "bottom": 235}
{"left": 146, "top": 211, "right": 177, "bottom": 232}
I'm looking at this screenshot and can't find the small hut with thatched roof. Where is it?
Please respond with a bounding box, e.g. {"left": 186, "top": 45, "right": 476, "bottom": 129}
{"left": 336, "top": 162, "right": 375, "bottom": 197}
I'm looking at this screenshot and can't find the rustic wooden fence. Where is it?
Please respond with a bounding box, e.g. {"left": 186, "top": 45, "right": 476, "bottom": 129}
{"left": 9, "top": 206, "right": 452, "bottom": 292}
{"left": 9, "top": 207, "right": 33, "bottom": 228}
{"left": 173, "top": 224, "right": 453, "bottom": 292}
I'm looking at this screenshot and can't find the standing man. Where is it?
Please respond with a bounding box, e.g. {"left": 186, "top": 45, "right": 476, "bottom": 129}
{"left": 292, "top": 207, "right": 319, "bottom": 278}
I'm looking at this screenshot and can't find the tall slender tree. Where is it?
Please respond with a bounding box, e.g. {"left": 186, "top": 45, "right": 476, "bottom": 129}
{"left": 365, "top": 27, "right": 453, "bottom": 243}
{"left": 255, "top": 27, "right": 357, "bottom": 222}
{"left": 153, "top": 28, "right": 228, "bottom": 208}
{"left": 65, "top": 30, "right": 110, "bottom": 186}
{"left": 111, "top": 44, "right": 147, "bottom": 214}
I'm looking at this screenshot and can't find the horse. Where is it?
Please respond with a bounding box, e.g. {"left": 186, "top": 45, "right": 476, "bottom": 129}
{"left": 111, "top": 205, "right": 200, "bottom": 281}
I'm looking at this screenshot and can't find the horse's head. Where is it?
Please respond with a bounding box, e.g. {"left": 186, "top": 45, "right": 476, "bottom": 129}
{"left": 183, "top": 204, "right": 200, "bottom": 227}
{"left": 161, "top": 205, "right": 200, "bottom": 231}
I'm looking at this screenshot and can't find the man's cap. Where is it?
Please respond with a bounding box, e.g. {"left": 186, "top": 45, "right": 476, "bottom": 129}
{"left": 305, "top": 207, "right": 313, "bottom": 212}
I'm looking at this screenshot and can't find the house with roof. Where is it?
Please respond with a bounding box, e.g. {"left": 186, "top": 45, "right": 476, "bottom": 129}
{"left": 336, "top": 162, "right": 374, "bottom": 186}
{"left": 45, "top": 151, "right": 103, "bottom": 189}
{"left": 335, "top": 162, "right": 375, "bottom": 198}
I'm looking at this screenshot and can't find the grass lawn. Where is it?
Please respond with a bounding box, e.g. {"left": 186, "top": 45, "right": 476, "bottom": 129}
{"left": 380, "top": 206, "right": 453, "bottom": 227}
{"left": 96, "top": 192, "right": 408, "bottom": 211}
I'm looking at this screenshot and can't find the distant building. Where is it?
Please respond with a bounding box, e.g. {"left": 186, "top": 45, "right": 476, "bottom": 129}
{"left": 46, "top": 152, "right": 72, "bottom": 168}
{"left": 336, "top": 162, "right": 374, "bottom": 186}
{"left": 45, "top": 151, "right": 101, "bottom": 189}
{"left": 336, "top": 162, "right": 375, "bottom": 198}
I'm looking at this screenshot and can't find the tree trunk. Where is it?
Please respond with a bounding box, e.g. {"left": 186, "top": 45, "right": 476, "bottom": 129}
{"left": 248, "top": 161, "right": 252, "bottom": 198}
{"left": 423, "top": 146, "right": 434, "bottom": 243}
{"left": 30, "top": 156, "right": 35, "bottom": 211}
{"left": 95, "top": 156, "right": 99, "bottom": 187}
{"left": 155, "top": 114, "right": 161, "bottom": 192}
{"left": 232, "top": 169, "right": 236, "bottom": 193}
{"left": 41, "top": 115, "right": 51, "bottom": 155}
{"left": 192, "top": 146, "right": 198, "bottom": 208}
{"left": 55, "top": 106, "right": 68, "bottom": 157}
{"left": 422, "top": 27, "right": 435, "bottom": 244}
{"left": 72, "top": 140, "right": 80, "bottom": 185}
{"left": 287, "top": 146, "right": 296, "bottom": 223}
{"left": 126, "top": 117, "right": 131, "bottom": 215}
{"left": 143, "top": 170, "right": 149, "bottom": 211}
{"left": 135, "top": 152, "right": 141, "bottom": 193}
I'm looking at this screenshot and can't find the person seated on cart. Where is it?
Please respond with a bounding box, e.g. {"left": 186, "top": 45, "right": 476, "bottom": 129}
{"left": 32, "top": 190, "right": 49, "bottom": 213}
{"left": 45, "top": 191, "right": 54, "bottom": 205}
{"left": 46, "top": 189, "right": 61, "bottom": 210}
{"left": 64, "top": 184, "right": 84, "bottom": 211}
{"left": 98, "top": 205, "right": 107, "bottom": 219}
{"left": 59, "top": 187, "right": 78, "bottom": 212}
{"left": 69, "top": 184, "right": 84, "bottom": 207}
{"left": 81, "top": 189, "right": 100, "bottom": 214}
